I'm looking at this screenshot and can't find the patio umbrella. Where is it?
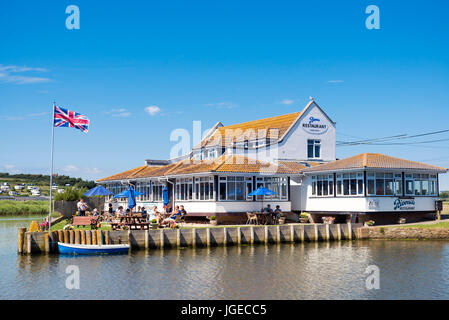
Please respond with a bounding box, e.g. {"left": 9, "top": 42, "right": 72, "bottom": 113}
{"left": 163, "top": 186, "right": 169, "bottom": 206}
{"left": 248, "top": 186, "right": 276, "bottom": 211}
{"left": 113, "top": 186, "right": 145, "bottom": 210}
{"left": 83, "top": 185, "right": 113, "bottom": 197}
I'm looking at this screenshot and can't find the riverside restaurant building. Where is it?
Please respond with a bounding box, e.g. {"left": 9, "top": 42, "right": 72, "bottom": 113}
{"left": 97, "top": 99, "right": 447, "bottom": 225}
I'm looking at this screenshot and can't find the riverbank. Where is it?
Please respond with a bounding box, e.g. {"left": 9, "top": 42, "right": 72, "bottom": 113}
{"left": 365, "top": 225, "right": 449, "bottom": 240}
{"left": 0, "top": 200, "right": 50, "bottom": 216}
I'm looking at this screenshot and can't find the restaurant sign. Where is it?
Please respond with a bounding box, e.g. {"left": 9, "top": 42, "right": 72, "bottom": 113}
{"left": 393, "top": 198, "right": 415, "bottom": 211}
{"left": 302, "top": 116, "right": 328, "bottom": 134}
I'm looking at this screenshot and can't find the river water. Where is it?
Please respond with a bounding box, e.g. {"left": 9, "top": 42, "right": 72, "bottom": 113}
{"left": 2, "top": 216, "right": 449, "bottom": 300}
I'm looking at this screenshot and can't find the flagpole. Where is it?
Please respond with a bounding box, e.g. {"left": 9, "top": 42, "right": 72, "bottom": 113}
{"left": 48, "top": 102, "right": 56, "bottom": 231}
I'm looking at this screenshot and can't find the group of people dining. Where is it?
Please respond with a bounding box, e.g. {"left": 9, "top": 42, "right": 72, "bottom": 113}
{"left": 108, "top": 202, "right": 187, "bottom": 228}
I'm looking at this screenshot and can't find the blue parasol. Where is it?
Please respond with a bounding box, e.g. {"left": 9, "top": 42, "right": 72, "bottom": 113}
{"left": 83, "top": 185, "right": 113, "bottom": 197}
{"left": 248, "top": 186, "right": 276, "bottom": 211}
{"left": 163, "top": 186, "right": 169, "bottom": 206}
{"left": 113, "top": 186, "right": 145, "bottom": 210}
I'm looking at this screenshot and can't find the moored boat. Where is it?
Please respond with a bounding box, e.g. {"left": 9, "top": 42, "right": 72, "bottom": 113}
{"left": 58, "top": 242, "right": 130, "bottom": 255}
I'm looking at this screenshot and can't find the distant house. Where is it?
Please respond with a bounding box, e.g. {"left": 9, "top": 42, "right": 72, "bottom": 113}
{"left": 14, "top": 185, "right": 24, "bottom": 191}
{"left": 8, "top": 191, "right": 18, "bottom": 196}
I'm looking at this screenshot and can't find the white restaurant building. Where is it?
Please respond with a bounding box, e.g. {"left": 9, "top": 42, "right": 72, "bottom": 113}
{"left": 97, "top": 99, "right": 447, "bottom": 224}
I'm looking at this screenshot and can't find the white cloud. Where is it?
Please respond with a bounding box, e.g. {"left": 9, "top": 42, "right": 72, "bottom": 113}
{"left": 205, "top": 102, "right": 237, "bottom": 109}
{"left": 60, "top": 165, "right": 102, "bottom": 175}
{"left": 327, "top": 80, "right": 344, "bottom": 83}
{"left": 144, "top": 105, "right": 161, "bottom": 116}
{"left": 0, "top": 64, "right": 50, "bottom": 85}
{"left": 0, "top": 111, "right": 48, "bottom": 121}
{"left": 4, "top": 164, "right": 15, "bottom": 169}
{"left": 280, "top": 99, "right": 295, "bottom": 105}
{"left": 105, "top": 108, "right": 131, "bottom": 117}
{"left": 61, "top": 165, "right": 79, "bottom": 173}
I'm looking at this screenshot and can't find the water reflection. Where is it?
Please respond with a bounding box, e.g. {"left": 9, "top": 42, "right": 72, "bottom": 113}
{"left": 3, "top": 217, "right": 449, "bottom": 299}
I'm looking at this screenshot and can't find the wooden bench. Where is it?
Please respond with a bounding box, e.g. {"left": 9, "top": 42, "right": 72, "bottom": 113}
{"left": 73, "top": 216, "right": 99, "bottom": 229}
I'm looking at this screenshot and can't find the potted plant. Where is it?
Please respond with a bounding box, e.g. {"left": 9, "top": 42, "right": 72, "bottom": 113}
{"left": 209, "top": 216, "right": 217, "bottom": 226}
{"left": 398, "top": 217, "right": 406, "bottom": 224}
{"left": 150, "top": 219, "right": 158, "bottom": 229}
{"left": 299, "top": 213, "right": 309, "bottom": 224}
{"left": 278, "top": 213, "right": 286, "bottom": 224}
{"left": 364, "top": 220, "right": 375, "bottom": 227}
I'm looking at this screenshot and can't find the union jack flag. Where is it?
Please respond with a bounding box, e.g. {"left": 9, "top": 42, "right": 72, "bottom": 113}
{"left": 53, "top": 106, "right": 90, "bottom": 133}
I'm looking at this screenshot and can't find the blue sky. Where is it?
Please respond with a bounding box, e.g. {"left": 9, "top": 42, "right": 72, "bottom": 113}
{"left": 1, "top": 0, "right": 449, "bottom": 190}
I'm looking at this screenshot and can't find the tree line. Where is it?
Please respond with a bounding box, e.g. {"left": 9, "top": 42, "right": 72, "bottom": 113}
{"left": 0, "top": 172, "right": 96, "bottom": 189}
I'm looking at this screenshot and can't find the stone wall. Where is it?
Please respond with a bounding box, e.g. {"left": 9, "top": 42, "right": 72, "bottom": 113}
{"left": 366, "top": 226, "right": 449, "bottom": 240}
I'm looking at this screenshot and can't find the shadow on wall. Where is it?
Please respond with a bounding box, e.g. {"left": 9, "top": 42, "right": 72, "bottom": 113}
{"left": 54, "top": 198, "right": 104, "bottom": 218}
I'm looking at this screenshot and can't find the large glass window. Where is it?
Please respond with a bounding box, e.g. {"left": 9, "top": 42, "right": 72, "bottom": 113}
{"left": 175, "top": 178, "right": 193, "bottom": 201}
{"left": 405, "top": 173, "right": 438, "bottom": 196}
{"left": 311, "top": 174, "right": 334, "bottom": 196}
{"left": 307, "top": 139, "right": 321, "bottom": 159}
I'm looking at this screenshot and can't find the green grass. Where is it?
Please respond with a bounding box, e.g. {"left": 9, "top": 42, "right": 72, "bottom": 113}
{"left": 398, "top": 221, "right": 449, "bottom": 229}
{"left": 50, "top": 219, "right": 112, "bottom": 231}
{"left": 0, "top": 200, "right": 52, "bottom": 216}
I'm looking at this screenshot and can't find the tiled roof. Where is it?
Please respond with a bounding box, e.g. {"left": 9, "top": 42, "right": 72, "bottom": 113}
{"left": 303, "top": 153, "right": 448, "bottom": 173}
{"left": 97, "top": 156, "right": 308, "bottom": 182}
{"left": 201, "top": 111, "right": 302, "bottom": 148}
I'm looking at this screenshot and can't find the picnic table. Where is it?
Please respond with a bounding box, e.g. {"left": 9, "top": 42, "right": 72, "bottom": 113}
{"left": 72, "top": 216, "right": 99, "bottom": 229}
{"left": 254, "top": 212, "right": 278, "bottom": 225}
{"left": 111, "top": 215, "right": 150, "bottom": 230}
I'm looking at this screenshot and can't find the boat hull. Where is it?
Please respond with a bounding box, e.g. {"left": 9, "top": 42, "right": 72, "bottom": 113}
{"left": 58, "top": 242, "right": 129, "bottom": 255}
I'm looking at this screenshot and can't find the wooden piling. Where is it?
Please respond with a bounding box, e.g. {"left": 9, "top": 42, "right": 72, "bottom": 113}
{"left": 44, "top": 233, "right": 50, "bottom": 254}
{"left": 57, "top": 230, "right": 63, "bottom": 244}
{"left": 250, "top": 226, "right": 254, "bottom": 245}
{"left": 191, "top": 228, "right": 196, "bottom": 248}
{"left": 177, "top": 229, "right": 181, "bottom": 248}
{"left": 145, "top": 230, "right": 149, "bottom": 250}
{"left": 223, "top": 227, "right": 227, "bottom": 246}
{"left": 63, "top": 229, "right": 69, "bottom": 243}
{"left": 17, "top": 227, "right": 26, "bottom": 254}
{"left": 98, "top": 230, "right": 103, "bottom": 245}
{"left": 80, "top": 230, "right": 86, "bottom": 245}
{"left": 290, "top": 224, "right": 295, "bottom": 242}
{"left": 69, "top": 230, "right": 74, "bottom": 244}
{"left": 74, "top": 230, "right": 80, "bottom": 244}
{"left": 265, "top": 226, "right": 269, "bottom": 244}
{"left": 347, "top": 223, "right": 352, "bottom": 240}
{"left": 92, "top": 230, "right": 97, "bottom": 245}
{"left": 26, "top": 233, "right": 31, "bottom": 254}
{"left": 237, "top": 227, "right": 241, "bottom": 245}
{"left": 206, "top": 228, "right": 211, "bottom": 247}
{"left": 105, "top": 230, "right": 110, "bottom": 244}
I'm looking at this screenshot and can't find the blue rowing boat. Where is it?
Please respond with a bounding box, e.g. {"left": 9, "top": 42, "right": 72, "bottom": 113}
{"left": 58, "top": 242, "right": 130, "bottom": 255}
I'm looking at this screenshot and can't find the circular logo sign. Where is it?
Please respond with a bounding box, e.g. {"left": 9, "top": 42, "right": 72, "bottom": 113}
{"left": 301, "top": 116, "right": 328, "bottom": 134}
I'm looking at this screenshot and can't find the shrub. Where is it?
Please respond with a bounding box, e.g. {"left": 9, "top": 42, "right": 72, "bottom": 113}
{"left": 209, "top": 216, "right": 216, "bottom": 220}
{"left": 54, "top": 187, "right": 87, "bottom": 201}
{"left": 150, "top": 219, "right": 157, "bottom": 223}
{"left": 0, "top": 200, "right": 49, "bottom": 216}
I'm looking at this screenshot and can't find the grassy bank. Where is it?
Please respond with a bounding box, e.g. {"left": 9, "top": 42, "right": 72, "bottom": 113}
{"left": 399, "top": 221, "right": 449, "bottom": 229}
{"left": 0, "top": 200, "right": 49, "bottom": 216}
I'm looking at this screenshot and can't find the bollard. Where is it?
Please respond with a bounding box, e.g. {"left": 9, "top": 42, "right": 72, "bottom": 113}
{"left": 18, "top": 227, "right": 26, "bottom": 254}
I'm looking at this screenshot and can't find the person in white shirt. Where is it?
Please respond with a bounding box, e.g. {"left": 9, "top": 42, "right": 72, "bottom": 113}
{"left": 77, "top": 198, "right": 89, "bottom": 216}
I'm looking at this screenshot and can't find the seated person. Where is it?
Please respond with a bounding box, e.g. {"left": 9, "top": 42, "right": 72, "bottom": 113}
{"left": 274, "top": 205, "right": 282, "bottom": 217}
{"left": 261, "top": 204, "right": 273, "bottom": 214}
{"left": 180, "top": 205, "right": 187, "bottom": 217}
{"left": 92, "top": 208, "right": 99, "bottom": 216}
{"left": 108, "top": 203, "right": 113, "bottom": 215}
{"left": 125, "top": 208, "right": 131, "bottom": 216}
{"left": 141, "top": 206, "right": 147, "bottom": 219}
{"left": 149, "top": 206, "right": 161, "bottom": 223}
{"left": 115, "top": 206, "right": 124, "bottom": 218}
{"left": 161, "top": 205, "right": 182, "bottom": 228}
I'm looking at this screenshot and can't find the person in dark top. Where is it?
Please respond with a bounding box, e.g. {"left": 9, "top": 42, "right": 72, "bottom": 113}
{"left": 180, "top": 205, "right": 187, "bottom": 217}
{"left": 108, "top": 203, "right": 113, "bottom": 215}
{"left": 141, "top": 206, "right": 147, "bottom": 219}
